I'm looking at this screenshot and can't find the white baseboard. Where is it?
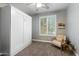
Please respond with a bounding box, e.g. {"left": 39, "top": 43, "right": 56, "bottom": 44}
{"left": 32, "top": 39, "right": 51, "bottom": 43}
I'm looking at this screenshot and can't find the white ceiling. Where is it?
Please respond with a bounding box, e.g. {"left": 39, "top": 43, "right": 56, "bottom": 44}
{"left": 0, "top": 3, "right": 69, "bottom": 15}
{"left": 12, "top": 3, "right": 69, "bottom": 15}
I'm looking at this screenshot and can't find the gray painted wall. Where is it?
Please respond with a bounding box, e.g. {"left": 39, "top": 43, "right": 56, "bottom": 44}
{"left": 0, "top": 8, "right": 1, "bottom": 52}
{"left": 32, "top": 10, "right": 67, "bottom": 41}
{"left": 66, "top": 4, "right": 79, "bottom": 54}
{"left": 0, "top": 6, "right": 11, "bottom": 55}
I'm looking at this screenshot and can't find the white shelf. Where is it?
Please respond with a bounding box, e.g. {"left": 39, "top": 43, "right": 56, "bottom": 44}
{"left": 57, "top": 26, "right": 65, "bottom": 29}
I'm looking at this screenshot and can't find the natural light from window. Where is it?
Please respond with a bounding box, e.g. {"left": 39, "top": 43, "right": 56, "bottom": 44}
{"left": 39, "top": 15, "right": 56, "bottom": 36}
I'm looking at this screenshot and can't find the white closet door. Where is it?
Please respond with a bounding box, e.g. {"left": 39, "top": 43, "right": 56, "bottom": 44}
{"left": 11, "top": 8, "right": 24, "bottom": 55}
{"left": 14, "top": 12, "right": 24, "bottom": 51}
{"left": 23, "top": 16, "right": 32, "bottom": 45}
{"left": 28, "top": 17, "right": 32, "bottom": 42}
{"left": 11, "top": 6, "right": 32, "bottom": 55}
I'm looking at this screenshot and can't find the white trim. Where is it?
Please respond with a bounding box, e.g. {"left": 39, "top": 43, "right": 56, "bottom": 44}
{"left": 47, "top": 16, "right": 48, "bottom": 35}
{"left": 55, "top": 15, "right": 57, "bottom": 36}
{"left": 39, "top": 34, "right": 56, "bottom": 36}
{"left": 39, "top": 15, "right": 56, "bottom": 36}
{"left": 32, "top": 39, "right": 51, "bottom": 43}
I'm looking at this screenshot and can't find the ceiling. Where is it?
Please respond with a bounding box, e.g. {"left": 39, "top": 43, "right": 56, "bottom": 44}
{"left": 12, "top": 3, "right": 69, "bottom": 15}
{"left": 0, "top": 3, "right": 69, "bottom": 15}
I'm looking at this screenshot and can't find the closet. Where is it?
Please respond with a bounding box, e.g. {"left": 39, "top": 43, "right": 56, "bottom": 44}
{"left": 10, "top": 6, "right": 32, "bottom": 55}
{"left": 0, "top": 5, "right": 32, "bottom": 56}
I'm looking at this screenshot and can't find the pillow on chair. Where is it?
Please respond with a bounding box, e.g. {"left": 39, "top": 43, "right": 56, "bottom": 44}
{"left": 56, "top": 35, "right": 65, "bottom": 42}
{"left": 51, "top": 35, "right": 66, "bottom": 48}
{"left": 52, "top": 40, "right": 61, "bottom": 47}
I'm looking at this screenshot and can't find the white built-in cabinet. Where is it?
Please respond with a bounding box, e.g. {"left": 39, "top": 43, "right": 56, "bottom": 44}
{"left": 10, "top": 6, "right": 32, "bottom": 56}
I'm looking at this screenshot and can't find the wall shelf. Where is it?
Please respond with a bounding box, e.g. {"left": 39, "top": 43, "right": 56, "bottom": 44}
{"left": 58, "top": 26, "right": 65, "bottom": 29}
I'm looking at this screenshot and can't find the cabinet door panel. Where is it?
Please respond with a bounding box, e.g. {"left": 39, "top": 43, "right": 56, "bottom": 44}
{"left": 11, "top": 8, "right": 24, "bottom": 55}
{"left": 11, "top": 6, "right": 32, "bottom": 55}
{"left": 11, "top": 9, "right": 17, "bottom": 54}
{"left": 23, "top": 16, "right": 32, "bottom": 45}
{"left": 15, "top": 12, "right": 23, "bottom": 51}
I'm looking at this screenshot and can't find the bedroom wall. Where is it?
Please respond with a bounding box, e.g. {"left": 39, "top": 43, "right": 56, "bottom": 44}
{"left": 32, "top": 10, "right": 67, "bottom": 41}
{"left": 66, "top": 3, "right": 79, "bottom": 55}
{"left": 0, "top": 5, "right": 11, "bottom": 55}
{"left": 0, "top": 8, "right": 1, "bottom": 52}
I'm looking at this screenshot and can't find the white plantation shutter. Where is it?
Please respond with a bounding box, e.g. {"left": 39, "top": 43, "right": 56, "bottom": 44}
{"left": 39, "top": 15, "right": 56, "bottom": 36}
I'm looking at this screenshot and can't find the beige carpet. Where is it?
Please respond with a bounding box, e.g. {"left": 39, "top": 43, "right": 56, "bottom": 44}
{"left": 16, "top": 41, "right": 75, "bottom": 56}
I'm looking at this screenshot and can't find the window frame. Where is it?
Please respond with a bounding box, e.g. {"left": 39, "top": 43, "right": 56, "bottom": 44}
{"left": 39, "top": 15, "right": 57, "bottom": 36}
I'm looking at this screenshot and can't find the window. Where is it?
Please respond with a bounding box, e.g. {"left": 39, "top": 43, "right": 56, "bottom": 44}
{"left": 39, "top": 15, "right": 56, "bottom": 36}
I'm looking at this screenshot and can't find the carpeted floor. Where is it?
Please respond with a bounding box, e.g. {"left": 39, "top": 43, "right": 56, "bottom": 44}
{"left": 16, "top": 41, "right": 75, "bottom": 56}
